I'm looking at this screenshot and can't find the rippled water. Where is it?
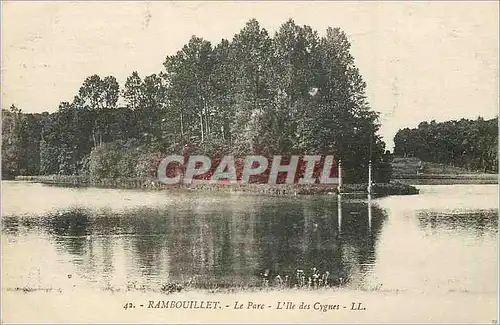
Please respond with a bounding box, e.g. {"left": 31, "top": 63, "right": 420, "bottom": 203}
{"left": 1, "top": 182, "right": 498, "bottom": 295}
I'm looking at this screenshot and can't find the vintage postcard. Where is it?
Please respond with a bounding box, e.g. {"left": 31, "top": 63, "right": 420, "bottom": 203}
{"left": 1, "top": 1, "right": 499, "bottom": 323}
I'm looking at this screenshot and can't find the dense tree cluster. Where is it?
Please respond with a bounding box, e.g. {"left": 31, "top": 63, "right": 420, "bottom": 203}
{"left": 2, "top": 19, "right": 390, "bottom": 183}
{"left": 393, "top": 118, "right": 498, "bottom": 172}
{"left": 2, "top": 106, "right": 47, "bottom": 177}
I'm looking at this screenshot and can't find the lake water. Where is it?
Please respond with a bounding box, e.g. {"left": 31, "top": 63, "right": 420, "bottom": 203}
{"left": 1, "top": 181, "right": 498, "bottom": 296}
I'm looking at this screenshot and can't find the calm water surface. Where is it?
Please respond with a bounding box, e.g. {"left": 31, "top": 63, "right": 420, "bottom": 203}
{"left": 2, "top": 182, "right": 498, "bottom": 294}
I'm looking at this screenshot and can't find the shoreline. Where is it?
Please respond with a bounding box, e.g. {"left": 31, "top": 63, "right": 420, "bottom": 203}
{"left": 393, "top": 173, "right": 498, "bottom": 185}
{"left": 10, "top": 175, "right": 420, "bottom": 198}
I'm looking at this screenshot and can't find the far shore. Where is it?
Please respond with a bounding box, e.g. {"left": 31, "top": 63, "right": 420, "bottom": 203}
{"left": 393, "top": 173, "right": 498, "bottom": 185}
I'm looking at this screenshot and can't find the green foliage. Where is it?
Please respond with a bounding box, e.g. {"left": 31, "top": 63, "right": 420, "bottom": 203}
{"left": 87, "top": 142, "right": 123, "bottom": 180}
{"left": 85, "top": 140, "right": 163, "bottom": 182}
{"left": 4, "top": 19, "right": 395, "bottom": 183}
{"left": 2, "top": 105, "right": 46, "bottom": 178}
{"left": 136, "top": 151, "right": 165, "bottom": 179}
{"left": 158, "top": 19, "right": 388, "bottom": 182}
{"left": 394, "top": 118, "right": 498, "bottom": 172}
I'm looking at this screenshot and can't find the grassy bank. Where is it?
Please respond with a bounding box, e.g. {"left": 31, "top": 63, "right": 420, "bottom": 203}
{"left": 14, "top": 175, "right": 168, "bottom": 189}
{"left": 13, "top": 175, "right": 419, "bottom": 198}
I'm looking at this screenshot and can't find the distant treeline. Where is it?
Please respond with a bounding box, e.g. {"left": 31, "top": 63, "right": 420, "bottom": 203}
{"left": 3, "top": 19, "right": 393, "bottom": 183}
{"left": 393, "top": 118, "right": 498, "bottom": 173}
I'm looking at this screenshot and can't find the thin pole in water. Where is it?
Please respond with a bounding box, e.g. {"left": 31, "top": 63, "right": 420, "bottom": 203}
{"left": 337, "top": 159, "right": 343, "bottom": 234}
{"left": 337, "top": 159, "right": 342, "bottom": 194}
{"left": 367, "top": 160, "right": 372, "bottom": 195}
{"left": 337, "top": 193, "right": 342, "bottom": 234}
{"left": 368, "top": 193, "right": 372, "bottom": 232}
{"left": 367, "top": 160, "right": 373, "bottom": 232}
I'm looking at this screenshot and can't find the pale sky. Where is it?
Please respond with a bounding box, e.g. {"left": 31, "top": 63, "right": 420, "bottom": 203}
{"left": 2, "top": 1, "right": 499, "bottom": 150}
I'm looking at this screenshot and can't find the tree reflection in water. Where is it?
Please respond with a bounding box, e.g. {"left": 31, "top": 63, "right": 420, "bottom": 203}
{"left": 417, "top": 209, "right": 497, "bottom": 236}
{"left": 2, "top": 195, "right": 388, "bottom": 291}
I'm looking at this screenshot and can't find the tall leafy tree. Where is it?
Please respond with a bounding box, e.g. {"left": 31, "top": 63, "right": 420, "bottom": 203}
{"left": 311, "top": 27, "right": 384, "bottom": 181}
{"left": 75, "top": 75, "right": 119, "bottom": 146}
{"left": 211, "top": 39, "right": 235, "bottom": 142}
{"left": 228, "top": 19, "right": 273, "bottom": 154}
{"left": 123, "top": 71, "right": 143, "bottom": 110}
{"left": 269, "top": 20, "right": 322, "bottom": 154}
{"left": 163, "top": 36, "right": 215, "bottom": 144}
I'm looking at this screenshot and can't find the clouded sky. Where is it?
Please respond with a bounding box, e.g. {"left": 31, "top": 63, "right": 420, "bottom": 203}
{"left": 2, "top": 1, "right": 498, "bottom": 149}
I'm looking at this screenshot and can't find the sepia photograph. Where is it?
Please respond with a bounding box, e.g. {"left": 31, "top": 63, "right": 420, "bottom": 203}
{"left": 1, "top": 1, "right": 499, "bottom": 323}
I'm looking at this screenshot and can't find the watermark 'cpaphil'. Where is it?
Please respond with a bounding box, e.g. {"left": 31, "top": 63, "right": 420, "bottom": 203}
{"left": 157, "top": 155, "right": 339, "bottom": 185}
